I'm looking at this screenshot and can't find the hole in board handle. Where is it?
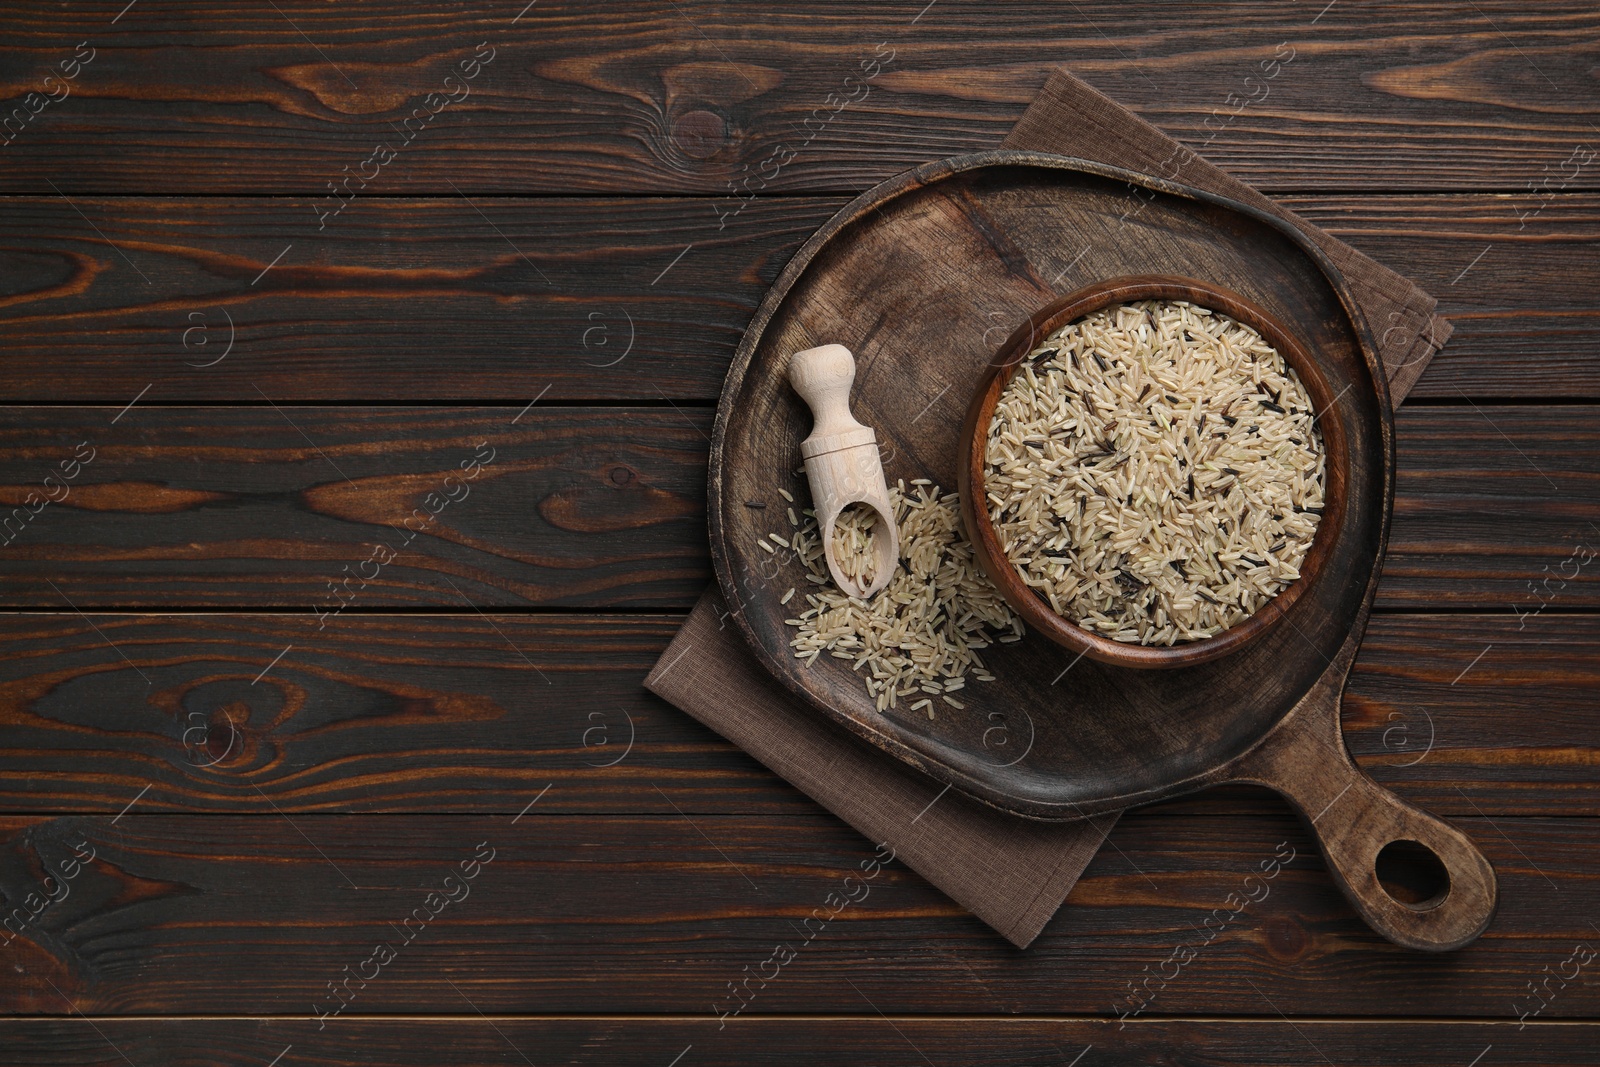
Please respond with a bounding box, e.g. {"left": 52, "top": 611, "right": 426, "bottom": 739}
{"left": 1376, "top": 839, "right": 1451, "bottom": 912}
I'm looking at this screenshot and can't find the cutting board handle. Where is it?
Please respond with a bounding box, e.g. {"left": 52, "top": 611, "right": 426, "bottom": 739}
{"left": 1230, "top": 683, "right": 1497, "bottom": 951}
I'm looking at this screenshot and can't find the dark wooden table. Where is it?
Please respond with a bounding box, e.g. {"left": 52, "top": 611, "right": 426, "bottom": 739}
{"left": 1, "top": 3, "right": 1596, "bottom": 1064}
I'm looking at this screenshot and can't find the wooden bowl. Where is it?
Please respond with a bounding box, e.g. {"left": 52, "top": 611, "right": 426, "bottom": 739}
{"left": 957, "top": 275, "right": 1349, "bottom": 669}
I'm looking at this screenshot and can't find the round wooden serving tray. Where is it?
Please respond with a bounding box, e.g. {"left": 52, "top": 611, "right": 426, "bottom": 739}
{"left": 708, "top": 150, "right": 1495, "bottom": 951}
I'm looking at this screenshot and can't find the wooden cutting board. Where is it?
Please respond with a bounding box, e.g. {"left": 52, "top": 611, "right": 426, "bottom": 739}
{"left": 707, "top": 150, "right": 1494, "bottom": 951}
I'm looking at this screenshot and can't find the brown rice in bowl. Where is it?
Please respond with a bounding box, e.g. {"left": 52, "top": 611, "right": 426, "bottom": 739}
{"left": 983, "top": 298, "right": 1326, "bottom": 646}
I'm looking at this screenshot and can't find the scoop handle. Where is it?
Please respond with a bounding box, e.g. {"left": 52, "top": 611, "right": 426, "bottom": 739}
{"left": 789, "top": 344, "right": 870, "bottom": 443}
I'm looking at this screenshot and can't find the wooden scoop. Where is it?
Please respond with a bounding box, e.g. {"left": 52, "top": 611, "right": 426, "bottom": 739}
{"left": 787, "top": 344, "right": 899, "bottom": 599}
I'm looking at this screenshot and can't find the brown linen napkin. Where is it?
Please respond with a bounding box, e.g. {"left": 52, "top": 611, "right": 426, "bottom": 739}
{"left": 645, "top": 66, "right": 1449, "bottom": 948}
{"left": 1005, "top": 69, "right": 1453, "bottom": 399}
{"left": 647, "top": 592, "right": 1117, "bottom": 948}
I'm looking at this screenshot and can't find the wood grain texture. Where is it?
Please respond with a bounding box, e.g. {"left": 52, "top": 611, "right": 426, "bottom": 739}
{"left": 0, "top": 194, "right": 1592, "bottom": 401}
{"left": 0, "top": 196, "right": 819, "bottom": 402}
{"left": 0, "top": 611, "right": 1590, "bottom": 817}
{"left": 0, "top": 0, "right": 1588, "bottom": 1044}
{"left": 0, "top": 1018, "right": 1593, "bottom": 1066}
{"left": 1384, "top": 406, "right": 1600, "bottom": 610}
{"left": 1, "top": 2, "right": 1596, "bottom": 194}
{"left": 0, "top": 405, "right": 1591, "bottom": 610}
{"left": 1284, "top": 195, "right": 1600, "bottom": 400}
{"left": 0, "top": 406, "right": 710, "bottom": 609}
{"left": 0, "top": 810, "right": 1596, "bottom": 1016}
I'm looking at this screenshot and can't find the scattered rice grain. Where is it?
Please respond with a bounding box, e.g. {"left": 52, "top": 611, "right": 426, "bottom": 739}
{"left": 785, "top": 482, "right": 1021, "bottom": 710}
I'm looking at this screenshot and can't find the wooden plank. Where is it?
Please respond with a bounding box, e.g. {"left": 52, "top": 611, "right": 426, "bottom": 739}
{"left": 0, "top": 611, "right": 1591, "bottom": 817}
{"left": 1, "top": 810, "right": 1597, "bottom": 1016}
{"left": 1384, "top": 406, "right": 1600, "bottom": 611}
{"left": 0, "top": 1018, "right": 1592, "bottom": 1067}
{"left": 0, "top": 197, "right": 822, "bottom": 402}
{"left": 1284, "top": 195, "right": 1600, "bottom": 400}
{"left": 2, "top": 3, "right": 1597, "bottom": 194}
{"left": 0, "top": 405, "right": 1592, "bottom": 611}
{"left": 0, "top": 406, "right": 712, "bottom": 609}
{"left": 0, "top": 194, "right": 1593, "bottom": 402}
